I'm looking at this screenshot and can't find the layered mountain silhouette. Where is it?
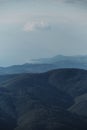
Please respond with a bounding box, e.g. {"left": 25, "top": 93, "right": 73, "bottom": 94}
{"left": 0, "top": 68, "right": 87, "bottom": 130}
{"left": 1, "top": 55, "right": 87, "bottom": 74}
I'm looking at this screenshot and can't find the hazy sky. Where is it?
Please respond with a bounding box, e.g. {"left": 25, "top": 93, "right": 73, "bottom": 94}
{"left": 0, "top": 0, "right": 87, "bottom": 66}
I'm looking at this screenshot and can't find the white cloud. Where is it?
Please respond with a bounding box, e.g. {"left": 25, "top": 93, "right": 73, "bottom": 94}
{"left": 23, "top": 21, "right": 51, "bottom": 32}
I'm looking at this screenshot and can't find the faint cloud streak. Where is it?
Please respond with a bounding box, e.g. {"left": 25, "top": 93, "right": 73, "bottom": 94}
{"left": 23, "top": 20, "right": 51, "bottom": 32}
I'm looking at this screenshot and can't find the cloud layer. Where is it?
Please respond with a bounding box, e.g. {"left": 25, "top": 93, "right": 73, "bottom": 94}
{"left": 23, "top": 21, "right": 51, "bottom": 32}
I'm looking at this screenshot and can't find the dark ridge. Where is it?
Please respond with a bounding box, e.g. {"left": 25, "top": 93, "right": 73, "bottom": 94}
{"left": 0, "top": 69, "right": 87, "bottom": 129}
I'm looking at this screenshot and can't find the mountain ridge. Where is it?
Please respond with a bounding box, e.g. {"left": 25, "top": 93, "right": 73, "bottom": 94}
{"left": 0, "top": 68, "right": 87, "bottom": 129}
{"left": 0, "top": 55, "right": 87, "bottom": 75}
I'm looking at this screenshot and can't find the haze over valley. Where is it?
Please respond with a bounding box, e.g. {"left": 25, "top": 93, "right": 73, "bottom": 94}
{"left": 0, "top": 0, "right": 87, "bottom": 66}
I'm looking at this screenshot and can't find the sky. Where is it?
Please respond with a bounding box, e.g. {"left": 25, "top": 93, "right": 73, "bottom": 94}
{"left": 0, "top": 0, "right": 87, "bottom": 66}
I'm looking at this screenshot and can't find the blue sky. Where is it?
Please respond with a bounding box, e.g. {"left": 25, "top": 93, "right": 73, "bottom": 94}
{"left": 0, "top": 0, "right": 87, "bottom": 66}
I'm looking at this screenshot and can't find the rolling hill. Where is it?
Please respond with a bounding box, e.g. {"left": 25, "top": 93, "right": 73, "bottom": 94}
{"left": 0, "top": 69, "right": 87, "bottom": 129}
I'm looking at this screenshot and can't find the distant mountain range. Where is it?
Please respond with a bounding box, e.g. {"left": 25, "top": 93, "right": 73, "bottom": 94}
{"left": 0, "top": 68, "right": 87, "bottom": 130}
{"left": 1, "top": 55, "right": 87, "bottom": 74}
{"left": 32, "top": 55, "right": 87, "bottom": 64}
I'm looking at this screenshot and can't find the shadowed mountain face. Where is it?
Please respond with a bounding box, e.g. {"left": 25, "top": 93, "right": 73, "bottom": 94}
{"left": 0, "top": 69, "right": 87, "bottom": 130}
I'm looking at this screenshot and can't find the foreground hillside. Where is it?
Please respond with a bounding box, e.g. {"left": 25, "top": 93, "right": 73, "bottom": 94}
{"left": 0, "top": 69, "right": 87, "bottom": 129}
